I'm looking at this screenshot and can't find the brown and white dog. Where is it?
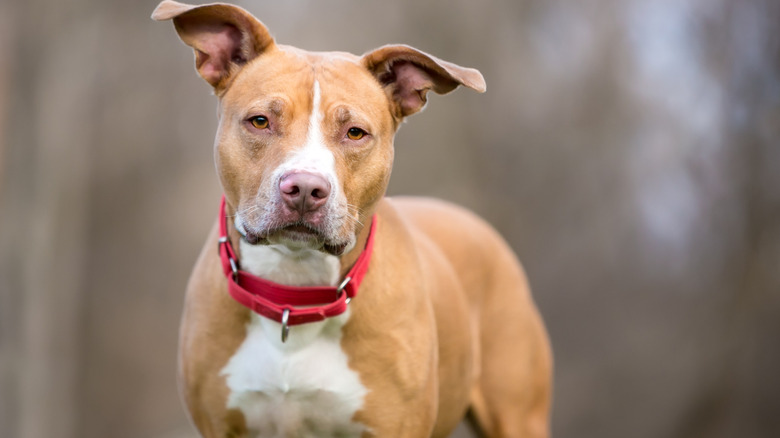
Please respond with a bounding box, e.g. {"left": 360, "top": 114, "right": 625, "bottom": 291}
{"left": 153, "top": 1, "right": 552, "bottom": 437}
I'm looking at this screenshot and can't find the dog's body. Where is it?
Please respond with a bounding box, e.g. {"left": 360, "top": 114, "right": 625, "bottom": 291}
{"left": 154, "top": 1, "right": 552, "bottom": 437}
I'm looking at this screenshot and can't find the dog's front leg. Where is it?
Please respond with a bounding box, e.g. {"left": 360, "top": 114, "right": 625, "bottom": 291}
{"left": 346, "top": 316, "right": 442, "bottom": 437}
{"left": 357, "top": 374, "right": 439, "bottom": 438}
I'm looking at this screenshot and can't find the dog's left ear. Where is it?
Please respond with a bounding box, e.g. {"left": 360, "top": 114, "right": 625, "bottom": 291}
{"left": 152, "top": 0, "right": 275, "bottom": 94}
{"left": 361, "top": 45, "right": 486, "bottom": 119}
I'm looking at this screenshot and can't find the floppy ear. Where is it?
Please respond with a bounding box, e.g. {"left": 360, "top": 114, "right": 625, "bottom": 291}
{"left": 152, "top": 0, "right": 275, "bottom": 93}
{"left": 361, "top": 45, "right": 486, "bottom": 119}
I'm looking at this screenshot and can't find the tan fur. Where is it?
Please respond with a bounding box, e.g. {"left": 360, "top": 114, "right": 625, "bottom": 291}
{"left": 155, "top": 1, "right": 552, "bottom": 436}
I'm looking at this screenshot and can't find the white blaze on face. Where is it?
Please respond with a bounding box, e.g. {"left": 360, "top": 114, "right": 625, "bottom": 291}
{"left": 274, "top": 80, "right": 339, "bottom": 193}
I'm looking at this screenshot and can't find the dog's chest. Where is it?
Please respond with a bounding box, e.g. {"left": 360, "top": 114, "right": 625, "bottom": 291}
{"left": 220, "top": 243, "right": 368, "bottom": 437}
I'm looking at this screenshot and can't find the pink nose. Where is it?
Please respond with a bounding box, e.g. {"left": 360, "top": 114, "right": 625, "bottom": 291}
{"left": 279, "top": 171, "right": 331, "bottom": 213}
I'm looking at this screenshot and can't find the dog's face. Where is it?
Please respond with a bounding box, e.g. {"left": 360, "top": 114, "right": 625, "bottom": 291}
{"left": 216, "top": 49, "right": 396, "bottom": 255}
{"left": 154, "top": 0, "right": 485, "bottom": 255}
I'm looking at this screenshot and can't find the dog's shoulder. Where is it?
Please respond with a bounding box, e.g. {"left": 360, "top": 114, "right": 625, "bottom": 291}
{"left": 382, "top": 196, "right": 503, "bottom": 244}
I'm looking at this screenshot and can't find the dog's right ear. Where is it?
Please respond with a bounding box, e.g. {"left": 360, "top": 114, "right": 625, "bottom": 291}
{"left": 361, "top": 45, "right": 486, "bottom": 119}
{"left": 152, "top": 0, "right": 275, "bottom": 93}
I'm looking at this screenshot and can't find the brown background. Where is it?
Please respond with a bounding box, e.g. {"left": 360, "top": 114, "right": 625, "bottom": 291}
{"left": 1, "top": 0, "right": 779, "bottom": 437}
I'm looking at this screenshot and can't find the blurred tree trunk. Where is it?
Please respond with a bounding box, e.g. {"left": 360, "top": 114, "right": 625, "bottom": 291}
{"left": 0, "top": 2, "right": 15, "bottom": 435}
{"left": 0, "top": 1, "right": 98, "bottom": 437}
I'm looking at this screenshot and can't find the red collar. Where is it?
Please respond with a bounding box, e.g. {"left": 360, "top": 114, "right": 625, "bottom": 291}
{"left": 217, "top": 196, "right": 377, "bottom": 341}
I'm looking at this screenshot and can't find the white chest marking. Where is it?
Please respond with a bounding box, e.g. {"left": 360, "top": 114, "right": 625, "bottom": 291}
{"left": 221, "top": 220, "right": 368, "bottom": 434}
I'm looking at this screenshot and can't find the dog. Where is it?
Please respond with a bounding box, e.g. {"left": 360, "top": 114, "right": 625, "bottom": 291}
{"left": 153, "top": 1, "right": 552, "bottom": 437}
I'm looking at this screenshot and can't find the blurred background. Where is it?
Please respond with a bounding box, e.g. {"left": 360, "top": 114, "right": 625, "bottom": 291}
{"left": 1, "top": 0, "right": 779, "bottom": 437}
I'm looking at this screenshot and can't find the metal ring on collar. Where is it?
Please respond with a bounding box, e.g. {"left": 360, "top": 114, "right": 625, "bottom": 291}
{"left": 229, "top": 257, "right": 238, "bottom": 282}
{"left": 217, "top": 236, "right": 228, "bottom": 254}
{"left": 337, "top": 276, "right": 352, "bottom": 304}
{"left": 281, "top": 308, "right": 290, "bottom": 343}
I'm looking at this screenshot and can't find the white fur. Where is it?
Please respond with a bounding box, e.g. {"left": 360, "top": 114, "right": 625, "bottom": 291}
{"left": 221, "top": 80, "right": 368, "bottom": 437}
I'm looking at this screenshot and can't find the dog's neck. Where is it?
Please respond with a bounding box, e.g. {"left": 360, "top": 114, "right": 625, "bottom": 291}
{"left": 232, "top": 228, "right": 350, "bottom": 349}
{"left": 237, "top": 240, "right": 341, "bottom": 287}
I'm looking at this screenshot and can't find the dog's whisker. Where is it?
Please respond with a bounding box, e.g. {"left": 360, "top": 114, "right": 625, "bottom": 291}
{"left": 348, "top": 216, "right": 364, "bottom": 227}
{"left": 345, "top": 203, "right": 364, "bottom": 214}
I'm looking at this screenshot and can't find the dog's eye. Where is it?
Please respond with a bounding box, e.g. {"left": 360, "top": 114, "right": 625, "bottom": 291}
{"left": 347, "top": 127, "right": 366, "bottom": 140}
{"left": 250, "top": 116, "right": 269, "bottom": 130}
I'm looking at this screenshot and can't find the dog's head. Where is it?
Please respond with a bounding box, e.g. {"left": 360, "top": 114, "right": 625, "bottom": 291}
{"left": 153, "top": 0, "right": 485, "bottom": 255}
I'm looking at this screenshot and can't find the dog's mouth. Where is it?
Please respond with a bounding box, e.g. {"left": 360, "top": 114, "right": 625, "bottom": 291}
{"left": 240, "top": 222, "right": 349, "bottom": 256}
